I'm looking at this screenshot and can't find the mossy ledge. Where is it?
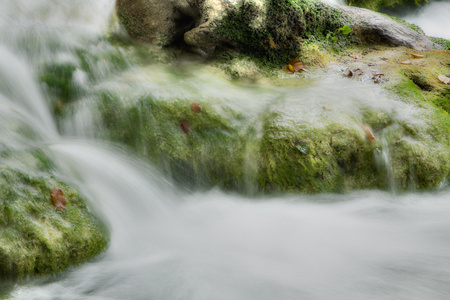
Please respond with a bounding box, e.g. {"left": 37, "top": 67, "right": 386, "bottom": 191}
{"left": 0, "top": 149, "right": 109, "bottom": 279}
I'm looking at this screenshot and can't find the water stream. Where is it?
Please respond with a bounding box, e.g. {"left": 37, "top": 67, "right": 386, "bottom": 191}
{"left": 1, "top": 1, "right": 450, "bottom": 299}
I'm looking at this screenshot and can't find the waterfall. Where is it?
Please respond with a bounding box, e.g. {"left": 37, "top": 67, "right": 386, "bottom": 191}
{"left": 1, "top": 0, "right": 450, "bottom": 299}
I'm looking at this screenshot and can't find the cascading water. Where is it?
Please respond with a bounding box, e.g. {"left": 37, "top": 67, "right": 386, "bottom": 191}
{"left": 382, "top": 1, "right": 450, "bottom": 40}
{"left": 1, "top": 0, "right": 450, "bottom": 299}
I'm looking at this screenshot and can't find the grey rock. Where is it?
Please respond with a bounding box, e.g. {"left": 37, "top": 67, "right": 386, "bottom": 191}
{"left": 116, "top": 0, "right": 440, "bottom": 51}
{"left": 339, "top": 6, "right": 439, "bottom": 51}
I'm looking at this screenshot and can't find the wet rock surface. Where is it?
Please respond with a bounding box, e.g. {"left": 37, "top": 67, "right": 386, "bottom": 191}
{"left": 116, "top": 0, "right": 440, "bottom": 52}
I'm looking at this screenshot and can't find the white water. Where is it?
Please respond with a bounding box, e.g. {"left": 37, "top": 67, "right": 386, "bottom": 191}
{"left": 396, "top": 1, "right": 450, "bottom": 40}
{"left": 1, "top": 1, "right": 450, "bottom": 299}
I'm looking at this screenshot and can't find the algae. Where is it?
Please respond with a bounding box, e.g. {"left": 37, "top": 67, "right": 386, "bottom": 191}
{"left": 214, "top": 0, "right": 347, "bottom": 66}
{"left": 0, "top": 143, "right": 109, "bottom": 279}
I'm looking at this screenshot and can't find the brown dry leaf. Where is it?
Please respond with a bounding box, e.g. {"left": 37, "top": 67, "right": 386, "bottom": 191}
{"left": 380, "top": 57, "right": 389, "bottom": 61}
{"left": 410, "top": 53, "right": 425, "bottom": 58}
{"left": 361, "top": 124, "right": 376, "bottom": 142}
{"left": 179, "top": 119, "right": 190, "bottom": 134}
{"left": 289, "top": 58, "right": 300, "bottom": 65}
{"left": 344, "top": 69, "right": 354, "bottom": 77}
{"left": 400, "top": 59, "right": 412, "bottom": 65}
{"left": 345, "top": 69, "right": 364, "bottom": 78}
{"left": 292, "top": 61, "right": 307, "bottom": 72}
{"left": 190, "top": 102, "right": 202, "bottom": 113}
{"left": 51, "top": 188, "right": 66, "bottom": 211}
{"left": 438, "top": 74, "right": 450, "bottom": 85}
{"left": 349, "top": 54, "right": 361, "bottom": 59}
{"left": 353, "top": 68, "right": 364, "bottom": 76}
{"left": 283, "top": 65, "right": 294, "bottom": 74}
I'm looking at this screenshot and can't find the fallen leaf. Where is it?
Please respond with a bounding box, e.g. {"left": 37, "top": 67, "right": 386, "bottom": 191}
{"left": 288, "top": 64, "right": 295, "bottom": 73}
{"left": 344, "top": 68, "right": 363, "bottom": 77}
{"left": 292, "top": 61, "right": 307, "bottom": 72}
{"left": 322, "top": 106, "right": 332, "bottom": 111}
{"left": 380, "top": 57, "right": 389, "bottom": 61}
{"left": 368, "top": 63, "right": 377, "bottom": 66}
{"left": 361, "top": 124, "right": 375, "bottom": 142}
{"left": 290, "top": 58, "right": 300, "bottom": 65}
{"left": 190, "top": 102, "right": 202, "bottom": 113}
{"left": 179, "top": 119, "right": 190, "bottom": 135}
{"left": 344, "top": 69, "right": 354, "bottom": 77}
{"left": 353, "top": 68, "right": 364, "bottom": 76}
{"left": 410, "top": 53, "right": 425, "bottom": 58}
{"left": 400, "top": 60, "right": 412, "bottom": 65}
{"left": 51, "top": 188, "right": 66, "bottom": 211}
{"left": 349, "top": 54, "right": 361, "bottom": 59}
{"left": 283, "top": 65, "right": 294, "bottom": 74}
{"left": 438, "top": 74, "right": 450, "bottom": 84}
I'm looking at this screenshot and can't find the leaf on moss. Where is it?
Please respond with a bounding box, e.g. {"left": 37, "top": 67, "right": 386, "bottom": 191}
{"left": 179, "top": 119, "right": 190, "bottom": 134}
{"left": 190, "top": 102, "right": 202, "bottom": 113}
{"left": 438, "top": 75, "right": 450, "bottom": 85}
{"left": 51, "top": 188, "right": 66, "bottom": 211}
{"left": 283, "top": 65, "right": 294, "bottom": 74}
{"left": 410, "top": 53, "right": 425, "bottom": 58}
{"left": 344, "top": 68, "right": 363, "bottom": 78}
{"left": 361, "top": 124, "right": 375, "bottom": 142}
{"left": 284, "top": 59, "right": 307, "bottom": 73}
{"left": 292, "top": 62, "right": 307, "bottom": 72}
{"left": 400, "top": 59, "right": 412, "bottom": 65}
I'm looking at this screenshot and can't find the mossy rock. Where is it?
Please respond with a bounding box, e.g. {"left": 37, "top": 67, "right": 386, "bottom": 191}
{"left": 99, "top": 91, "right": 256, "bottom": 190}
{"left": 86, "top": 61, "right": 449, "bottom": 193}
{"left": 258, "top": 114, "right": 379, "bottom": 193}
{"left": 0, "top": 147, "right": 109, "bottom": 279}
{"left": 214, "top": 0, "right": 347, "bottom": 66}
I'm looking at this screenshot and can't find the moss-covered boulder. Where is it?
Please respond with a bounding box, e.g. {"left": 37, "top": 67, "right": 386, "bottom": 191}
{"left": 0, "top": 165, "right": 108, "bottom": 279}
{"left": 0, "top": 121, "right": 108, "bottom": 279}
{"left": 116, "top": 0, "right": 439, "bottom": 64}
{"left": 74, "top": 60, "right": 449, "bottom": 193}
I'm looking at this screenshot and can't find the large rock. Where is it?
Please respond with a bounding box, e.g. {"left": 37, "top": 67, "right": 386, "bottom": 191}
{"left": 339, "top": 6, "right": 436, "bottom": 51}
{"left": 0, "top": 119, "right": 108, "bottom": 279}
{"left": 79, "top": 63, "right": 449, "bottom": 193}
{"left": 116, "top": 0, "right": 439, "bottom": 56}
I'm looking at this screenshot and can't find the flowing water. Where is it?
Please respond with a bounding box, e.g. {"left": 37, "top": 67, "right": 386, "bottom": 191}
{"left": 382, "top": 0, "right": 450, "bottom": 40}
{"left": 1, "top": 1, "right": 450, "bottom": 299}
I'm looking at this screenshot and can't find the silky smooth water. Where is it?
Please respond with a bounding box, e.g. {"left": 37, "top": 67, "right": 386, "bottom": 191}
{"left": 385, "top": 1, "right": 450, "bottom": 40}
{"left": 1, "top": 1, "right": 450, "bottom": 299}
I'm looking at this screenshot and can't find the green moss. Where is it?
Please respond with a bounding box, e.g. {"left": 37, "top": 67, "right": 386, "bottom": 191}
{"left": 257, "top": 112, "right": 381, "bottom": 193}
{"left": 0, "top": 146, "right": 109, "bottom": 279}
{"left": 403, "top": 69, "right": 433, "bottom": 91}
{"left": 39, "top": 63, "right": 77, "bottom": 102}
{"left": 388, "top": 77, "right": 425, "bottom": 104}
{"left": 99, "top": 92, "right": 257, "bottom": 190}
{"left": 214, "top": 0, "right": 347, "bottom": 66}
{"left": 432, "top": 90, "right": 450, "bottom": 113}
{"left": 384, "top": 123, "right": 450, "bottom": 189}
{"left": 429, "top": 37, "right": 450, "bottom": 50}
